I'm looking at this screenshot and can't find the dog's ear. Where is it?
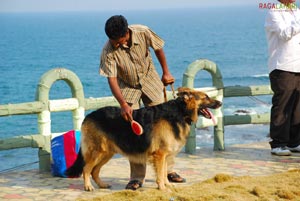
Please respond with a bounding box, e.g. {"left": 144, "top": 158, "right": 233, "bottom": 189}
{"left": 177, "top": 87, "right": 193, "bottom": 98}
{"left": 177, "top": 88, "right": 196, "bottom": 102}
{"left": 178, "top": 89, "right": 199, "bottom": 123}
{"left": 177, "top": 87, "right": 192, "bottom": 94}
{"left": 177, "top": 87, "right": 200, "bottom": 101}
{"left": 178, "top": 92, "right": 194, "bottom": 103}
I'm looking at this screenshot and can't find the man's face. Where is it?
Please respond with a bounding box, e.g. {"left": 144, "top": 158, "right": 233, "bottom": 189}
{"left": 109, "top": 30, "right": 130, "bottom": 49}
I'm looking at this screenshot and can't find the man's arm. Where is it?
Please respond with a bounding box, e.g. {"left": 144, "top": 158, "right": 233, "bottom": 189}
{"left": 107, "top": 77, "right": 132, "bottom": 121}
{"left": 154, "top": 48, "right": 174, "bottom": 85}
{"left": 265, "top": 10, "right": 300, "bottom": 41}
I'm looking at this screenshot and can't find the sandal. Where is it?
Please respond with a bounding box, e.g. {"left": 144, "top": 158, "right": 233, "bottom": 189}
{"left": 167, "top": 172, "right": 186, "bottom": 183}
{"left": 125, "top": 180, "right": 143, "bottom": 190}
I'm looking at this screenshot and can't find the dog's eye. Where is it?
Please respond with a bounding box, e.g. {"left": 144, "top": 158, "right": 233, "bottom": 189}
{"left": 204, "top": 95, "right": 211, "bottom": 101}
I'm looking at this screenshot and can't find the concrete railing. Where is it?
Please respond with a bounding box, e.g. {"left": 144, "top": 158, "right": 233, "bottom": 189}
{"left": 182, "top": 59, "right": 272, "bottom": 153}
{"left": 0, "top": 68, "right": 118, "bottom": 171}
{"left": 0, "top": 60, "right": 273, "bottom": 171}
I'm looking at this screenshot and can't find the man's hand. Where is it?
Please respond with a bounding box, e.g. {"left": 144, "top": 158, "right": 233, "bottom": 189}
{"left": 161, "top": 72, "right": 175, "bottom": 86}
{"left": 107, "top": 77, "right": 133, "bottom": 122}
{"left": 120, "top": 102, "right": 133, "bottom": 122}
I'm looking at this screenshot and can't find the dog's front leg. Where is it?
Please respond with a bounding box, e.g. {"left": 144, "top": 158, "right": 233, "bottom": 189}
{"left": 153, "top": 151, "right": 167, "bottom": 190}
{"left": 164, "top": 161, "right": 172, "bottom": 187}
{"left": 164, "top": 155, "right": 174, "bottom": 188}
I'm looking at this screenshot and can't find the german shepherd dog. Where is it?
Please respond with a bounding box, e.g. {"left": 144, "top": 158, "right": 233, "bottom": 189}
{"left": 65, "top": 87, "right": 222, "bottom": 191}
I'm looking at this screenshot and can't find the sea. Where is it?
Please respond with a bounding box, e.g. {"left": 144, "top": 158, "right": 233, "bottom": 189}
{"left": 0, "top": 5, "right": 272, "bottom": 172}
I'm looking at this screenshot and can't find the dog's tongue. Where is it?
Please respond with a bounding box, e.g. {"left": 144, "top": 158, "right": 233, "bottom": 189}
{"left": 207, "top": 109, "right": 216, "bottom": 125}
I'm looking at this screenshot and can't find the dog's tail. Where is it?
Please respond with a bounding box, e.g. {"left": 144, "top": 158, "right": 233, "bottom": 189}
{"left": 65, "top": 148, "right": 85, "bottom": 177}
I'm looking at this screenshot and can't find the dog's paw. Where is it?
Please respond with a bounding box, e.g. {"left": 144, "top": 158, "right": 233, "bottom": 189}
{"left": 158, "top": 185, "right": 173, "bottom": 193}
{"left": 84, "top": 184, "right": 95, "bottom": 191}
{"left": 157, "top": 183, "right": 167, "bottom": 190}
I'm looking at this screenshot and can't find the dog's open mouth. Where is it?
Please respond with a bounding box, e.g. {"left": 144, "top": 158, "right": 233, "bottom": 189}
{"left": 199, "top": 108, "right": 216, "bottom": 124}
{"left": 199, "top": 108, "right": 211, "bottom": 119}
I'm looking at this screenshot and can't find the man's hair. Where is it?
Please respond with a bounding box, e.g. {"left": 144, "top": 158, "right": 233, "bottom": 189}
{"left": 105, "top": 15, "right": 128, "bottom": 40}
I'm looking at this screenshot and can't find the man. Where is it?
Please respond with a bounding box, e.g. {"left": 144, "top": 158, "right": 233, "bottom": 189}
{"left": 265, "top": 0, "right": 300, "bottom": 155}
{"left": 99, "top": 15, "right": 186, "bottom": 190}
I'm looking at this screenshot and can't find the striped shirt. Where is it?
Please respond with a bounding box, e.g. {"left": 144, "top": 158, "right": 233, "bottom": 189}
{"left": 99, "top": 24, "right": 164, "bottom": 104}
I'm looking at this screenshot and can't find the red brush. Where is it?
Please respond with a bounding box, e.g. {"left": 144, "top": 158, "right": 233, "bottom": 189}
{"left": 129, "top": 117, "right": 143, "bottom": 135}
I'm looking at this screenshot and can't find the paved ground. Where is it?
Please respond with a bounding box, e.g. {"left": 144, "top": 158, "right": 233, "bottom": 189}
{"left": 0, "top": 141, "right": 300, "bottom": 200}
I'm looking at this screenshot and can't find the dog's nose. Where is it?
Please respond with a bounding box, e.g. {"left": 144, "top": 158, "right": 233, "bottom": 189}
{"left": 215, "top": 100, "right": 222, "bottom": 108}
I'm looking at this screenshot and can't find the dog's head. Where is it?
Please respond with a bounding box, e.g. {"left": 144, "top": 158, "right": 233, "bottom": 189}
{"left": 177, "top": 87, "right": 222, "bottom": 123}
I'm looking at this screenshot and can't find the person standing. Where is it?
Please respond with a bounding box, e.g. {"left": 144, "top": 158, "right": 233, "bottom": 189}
{"left": 265, "top": 0, "right": 300, "bottom": 155}
{"left": 99, "top": 15, "right": 186, "bottom": 190}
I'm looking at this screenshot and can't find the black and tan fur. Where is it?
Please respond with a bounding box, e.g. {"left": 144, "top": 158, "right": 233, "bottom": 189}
{"left": 66, "top": 87, "right": 222, "bottom": 191}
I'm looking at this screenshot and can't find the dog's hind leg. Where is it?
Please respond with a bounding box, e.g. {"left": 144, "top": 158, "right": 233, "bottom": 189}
{"left": 82, "top": 161, "right": 97, "bottom": 191}
{"left": 91, "top": 152, "right": 114, "bottom": 189}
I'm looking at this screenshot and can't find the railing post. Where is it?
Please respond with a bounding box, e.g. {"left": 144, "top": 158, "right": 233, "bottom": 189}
{"left": 35, "top": 68, "right": 85, "bottom": 172}
{"left": 182, "top": 59, "right": 225, "bottom": 153}
{"left": 72, "top": 107, "right": 85, "bottom": 130}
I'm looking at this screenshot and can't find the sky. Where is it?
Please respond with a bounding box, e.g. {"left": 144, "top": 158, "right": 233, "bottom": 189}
{"left": 0, "top": 0, "right": 264, "bottom": 13}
